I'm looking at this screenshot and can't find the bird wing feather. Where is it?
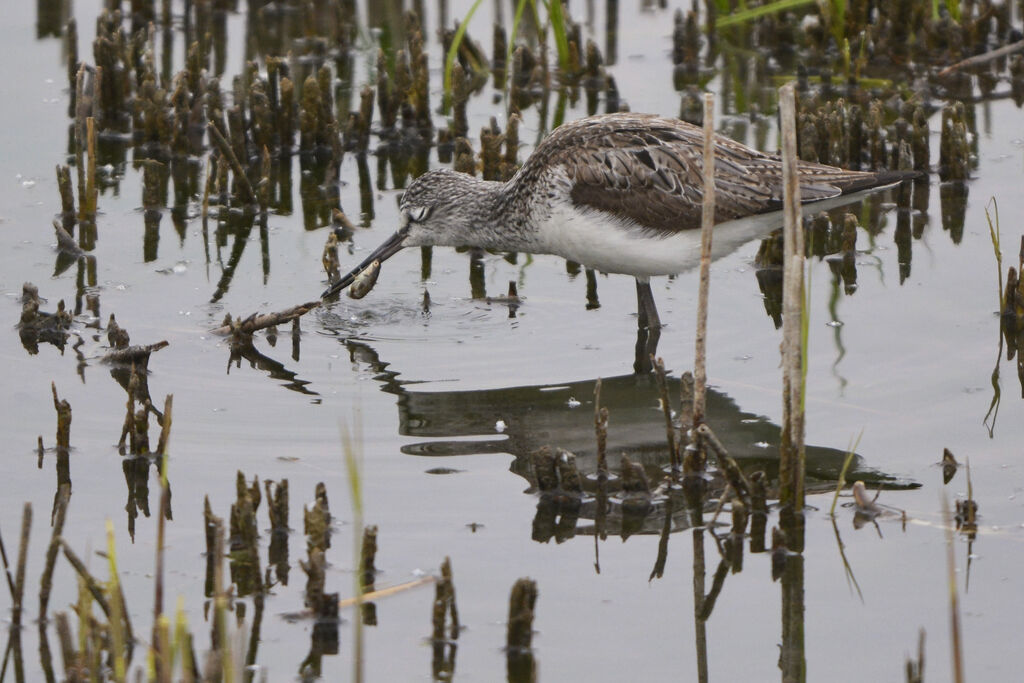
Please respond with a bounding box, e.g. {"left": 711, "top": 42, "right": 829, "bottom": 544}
{"left": 523, "top": 113, "right": 882, "bottom": 234}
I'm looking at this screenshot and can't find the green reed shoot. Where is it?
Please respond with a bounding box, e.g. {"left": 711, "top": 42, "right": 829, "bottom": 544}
{"left": 105, "top": 521, "right": 126, "bottom": 682}
{"left": 934, "top": 0, "right": 961, "bottom": 22}
{"left": 443, "top": 0, "right": 484, "bottom": 105}
{"left": 341, "top": 418, "right": 365, "bottom": 683}
{"left": 985, "top": 197, "right": 1002, "bottom": 308}
{"left": 507, "top": 0, "right": 536, "bottom": 70}
{"left": 983, "top": 197, "right": 1003, "bottom": 433}
{"left": 214, "top": 521, "right": 233, "bottom": 683}
{"left": 544, "top": 0, "right": 571, "bottom": 73}
{"left": 178, "top": 599, "right": 195, "bottom": 683}
{"left": 825, "top": 0, "right": 846, "bottom": 52}
{"left": 150, "top": 615, "right": 171, "bottom": 682}
{"left": 446, "top": 0, "right": 573, "bottom": 107}
{"left": 75, "top": 574, "right": 97, "bottom": 680}
{"left": 830, "top": 430, "right": 864, "bottom": 516}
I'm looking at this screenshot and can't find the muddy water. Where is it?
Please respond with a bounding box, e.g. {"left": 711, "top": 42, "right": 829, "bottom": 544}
{"left": 2, "top": 1, "right": 1024, "bottom": 681}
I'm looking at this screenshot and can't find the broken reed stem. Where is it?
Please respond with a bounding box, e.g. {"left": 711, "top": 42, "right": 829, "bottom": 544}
{"left": 778, "top": 82, "right": 806, "bottom": 540}
{"left": 105, "top": 521, "right": 127, "bottom": 682}
{"left": 85, "top": 117, "right": 97, "bottom": 217}
{"left": 212, "top": 516, "right": 233, "bottom": 683}
{"left": 594, "top": 379, "right": 608, "bottom": 478}
{"left": 12, "top": 503, "right": 32, "bottom": 629}
{"left": 206, "top": 121, "right": 257, "bottom": 204}
{"left": 153, "top": 396, "right": 173, "bottom": 678}
{"left": 506, "top": 577, "right": 537, "bottom": 651}
{"left": 338, "top": 576, "right": 435, "bottom": 609}
{"left": 74, "top": 66, "right": 86, "bottom": 207}
{"left": 155, "top": 394, "right": 174, "bottom": 456}
{"left": 360, "top": 525, "right": 378, "bottom": 591}
{"left": 652, "top": 358, "right": 678, "bottom": 471}
{"left": 431, "top": 558, "right": 459, "bottom": 642}
{"left": 693, "top": 92, "right": 715, "bottom": 426}
{"left": 39, "top": 485, "right": 71, "bottom": 620}
{"left": 59, "top": 538, "right": 115, "bottom": 617}
{"left": 941, "top": 494, "right": 965, "bottom": 683}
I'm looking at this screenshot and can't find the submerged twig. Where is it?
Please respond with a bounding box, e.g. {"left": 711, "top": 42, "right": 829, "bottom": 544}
{"left": 211, "top": 301, "right": 320, "bottom": 337}
{"left": 937, "top": 39, "right": 1024, "bottom": 77}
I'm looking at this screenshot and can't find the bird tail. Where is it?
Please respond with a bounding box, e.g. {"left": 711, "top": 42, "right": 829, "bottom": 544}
{"left": 839, "top": 169, "right": 926, "bottom": 195}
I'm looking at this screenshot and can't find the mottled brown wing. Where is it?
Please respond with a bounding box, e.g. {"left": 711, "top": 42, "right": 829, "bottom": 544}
{"left": 530, "top": 113, "right": 881, "bottom": 234}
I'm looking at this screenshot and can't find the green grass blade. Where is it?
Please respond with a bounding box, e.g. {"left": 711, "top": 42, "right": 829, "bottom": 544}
{"left": 105, "top": 521, "right": 126, "bottom": 683}
{"left": 830, "top": 430, "right": 864, "bottom": 516}
{"left": 716, "top": 0, "right": 817, "bottom": 29}
{"left": 543, "top": 0, "right": 571, "bottom": 72}
{"left": 507, "top": 0, "right": 533, "bottom": 73}
{"left": 443, "top": 0, "right": 485, "bottom": 102}
{"left": 341, "top": 417, "right": 365, "bottom": 683}
{"left": 985, "top": 197, "right": 1002, "bottom": 310}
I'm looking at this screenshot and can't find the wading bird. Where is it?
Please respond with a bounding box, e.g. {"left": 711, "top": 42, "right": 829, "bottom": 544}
{"left": 323, "top": 113, "right": 917, "bottom": 370}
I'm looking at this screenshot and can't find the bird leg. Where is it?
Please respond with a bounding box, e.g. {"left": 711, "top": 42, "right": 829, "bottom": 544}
{"left": 635, "top": 279, "right": 662, "bottom": 330}
{"left": 634, "top": 279, "right": 662, "bottom": 373}
{"left": 633, "top": 324, "right": 661, "bottom": 374}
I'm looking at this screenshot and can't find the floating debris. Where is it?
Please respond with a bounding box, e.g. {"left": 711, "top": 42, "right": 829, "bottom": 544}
{"left": 620, "top": 454, "right": 652, "bottom": 519}
{"left": 485, "top": 280, "right": 521, "bottom": 318}
{"left": 955, "top": 459, "right": 978, "bottom": 539}
{"left": 101, "top": 340, "right": 169, "bottom": 367}
{"left": 19, "top": 284, "right": 73, "bottom": 354}
{"left": 529, "top": 446, "right": 583, "bottom": 498}
{"left": 851, "top": 480, "right": 881, "bottom": 514}
{"left": 941, "top": 448, "right": 959, "bottom": 484}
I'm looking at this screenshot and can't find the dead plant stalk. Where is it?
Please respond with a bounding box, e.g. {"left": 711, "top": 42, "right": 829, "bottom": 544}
{"left": 694, "top": 93, "right": 715, "bottom": 426}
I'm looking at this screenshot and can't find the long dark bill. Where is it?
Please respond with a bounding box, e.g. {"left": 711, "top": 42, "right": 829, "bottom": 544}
{"left": 321, "top": 228, "right": 409, "bottom": 298}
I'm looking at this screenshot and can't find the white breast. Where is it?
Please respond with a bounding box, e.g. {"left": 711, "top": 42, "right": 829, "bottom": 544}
{"left": 535, "top": 201, "right": 785, "bottom": 277}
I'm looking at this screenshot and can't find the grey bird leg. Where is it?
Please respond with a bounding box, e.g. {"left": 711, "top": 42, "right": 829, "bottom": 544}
{"left": 635, "top": 279, "right": 662, "bottom": 330}
{"left": 634, "top": 279, "right": 662, "bottom": 373}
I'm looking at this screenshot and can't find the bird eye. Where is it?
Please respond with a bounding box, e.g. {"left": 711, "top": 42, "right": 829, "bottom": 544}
{"left": 408, "top": 206, "right": 432, "bottom": 223}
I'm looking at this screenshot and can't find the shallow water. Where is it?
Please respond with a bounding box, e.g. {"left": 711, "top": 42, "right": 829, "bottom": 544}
{"left": 3, "top": 1, "right": 1024, "bottom": 681}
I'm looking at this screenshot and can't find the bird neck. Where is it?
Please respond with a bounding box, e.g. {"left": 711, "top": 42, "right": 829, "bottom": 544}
{"left": 447, "top": 175, "right": 538, "bottom": 252}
